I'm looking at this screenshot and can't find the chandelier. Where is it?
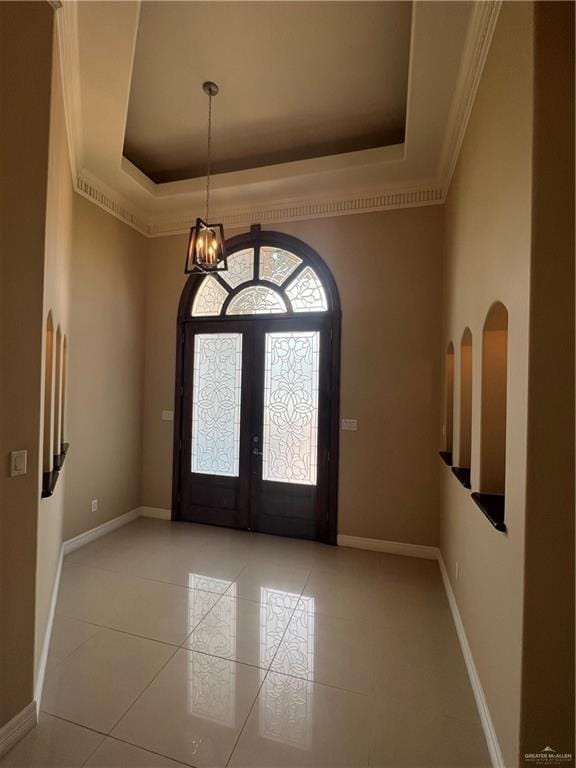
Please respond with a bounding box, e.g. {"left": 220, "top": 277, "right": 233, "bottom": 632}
{"left": 185, "top": 81, "right": 228, "bottom": 273}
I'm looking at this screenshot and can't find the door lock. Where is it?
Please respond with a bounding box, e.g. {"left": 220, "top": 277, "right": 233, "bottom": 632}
{"left": 252, "top": 436, "right": 263, "bottom": 456}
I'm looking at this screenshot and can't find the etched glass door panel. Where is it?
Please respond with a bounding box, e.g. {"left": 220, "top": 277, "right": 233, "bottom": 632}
{"left": 191, "top": 333, "right": 242, "bottom": 477}
{"left": 262, "top": 331, "right": 320, "bottom": 486}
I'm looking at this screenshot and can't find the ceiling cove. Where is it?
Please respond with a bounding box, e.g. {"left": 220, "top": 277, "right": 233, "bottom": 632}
{"left": 55, "top": 1, "right": 501, "bottom": 237}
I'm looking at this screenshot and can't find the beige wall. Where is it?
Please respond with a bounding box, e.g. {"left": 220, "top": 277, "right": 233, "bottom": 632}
{"left": 439, "top": 3, "right": 533, "bottom": 764}
{"left": 29, "top": 17, "right": 148, "bottom": 693}
{"left": 62, "top": 195, "right": 145, "bottom": 540}
{"left": 35, "top": 23, "right": 75, "bottom": 681}
{"left": 0, "top": 2, "right": 53, "bottom": 726}
{"left": 142, "top": 207, "right": 444, "bottom": 544}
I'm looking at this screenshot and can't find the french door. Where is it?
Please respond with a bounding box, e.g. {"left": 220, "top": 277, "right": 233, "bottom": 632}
{"left": 177, "top": 314, "right": 333, "bottom": 541}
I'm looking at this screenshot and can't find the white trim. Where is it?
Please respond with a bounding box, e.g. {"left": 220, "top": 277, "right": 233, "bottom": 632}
{"left": 34, "top": 548, "right": 63, "bottom": 710}
{"left": 0, "top": 702, "right": 37, "bottom": 760}
{"left": 140, "top": 506, "right": 172, "bottom": 520}
{"left": 439, "top": 0, "right": 502, "bottom": 191}
{"left": 62, "top": 508, "right": 140, "bottom": 555}
{"left": 337, "top": 534, "right": 439, "bottom": 560}
{"left": 438, "top": 554, "right": 505, "bottom": 768}
{"left": 34, "top": 508, "right": 142, "bottom": 710}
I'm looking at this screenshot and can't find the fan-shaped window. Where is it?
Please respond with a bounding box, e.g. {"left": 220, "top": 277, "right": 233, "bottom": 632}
{"left": 192, "top": 276, "right": 228, "bottom": 316}
{"left": 221, "top": 248, "right": 254, "bottom": 289}
{"left": 259, "top": 246, "right": 301, "bottom": 285}
{"left": 286, "top": 266, "right": 328, "bottom": 312}
{"left": 226, "top": 286, "right": 287, "bottom": 315}
{"left": 191, "top": 244, "right": 329, "bottom": 317}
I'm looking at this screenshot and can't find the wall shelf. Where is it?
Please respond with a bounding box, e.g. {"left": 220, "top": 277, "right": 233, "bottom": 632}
{"left": 471, "top": 491, "right": 506, "bottom": 532}
{"left": 451, "top": 466, "right": 471, "bottom": 489}
{"left": 41, "top": 443, "right": 69, "bottom": 498}
{"left": 439, "top": 450, "right": 453, "bottom": 466}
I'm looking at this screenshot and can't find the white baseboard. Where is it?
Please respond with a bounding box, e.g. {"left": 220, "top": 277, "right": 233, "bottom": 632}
{"left": 337, "top": 534, "right": 503, "bottom": 768}
{"left": 34, "top": 547, "right": 63, "bottom": 710}
{"left": 0, "top": 702, "right": 37, "bottom": 759}
{"left": 62, "top": 508, "right": 141, "bottom": 555}
{"left": 139, "top": 506, "right": 172, "bottom": 520}
{"left": 35, "top": 508, "right": 141, "bottom": 710}
{"left": 337, "top": 534, "right": 439, "bottom": 560}
{"left": 438, "top": 555, "right": 504, "bottom": 768}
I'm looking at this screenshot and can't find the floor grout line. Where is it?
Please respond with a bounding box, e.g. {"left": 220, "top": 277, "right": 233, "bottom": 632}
{"left": 104, "top": 642, "right": 181, "bottom": 737}
{"left": 62, "top": 560, "right": 245, "bottom": 597}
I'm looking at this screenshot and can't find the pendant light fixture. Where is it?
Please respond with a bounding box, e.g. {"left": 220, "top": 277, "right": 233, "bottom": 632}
{"left": 185, "top": 81, "right": 228, "bottom": 273}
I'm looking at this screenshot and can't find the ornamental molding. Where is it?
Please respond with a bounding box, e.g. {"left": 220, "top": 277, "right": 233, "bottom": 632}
{"left": 56, "top": 0, "right": 500, "bottom": 239}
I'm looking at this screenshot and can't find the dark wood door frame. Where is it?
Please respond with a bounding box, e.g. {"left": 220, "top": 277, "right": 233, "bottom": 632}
{"left": 172, "top": 226, "right": 341, "bottom": 545}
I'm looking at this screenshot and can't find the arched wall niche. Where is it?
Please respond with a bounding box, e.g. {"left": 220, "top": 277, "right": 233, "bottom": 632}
{"left": 61, "top": 335, "right": 68, "bottom": 452}
{"left": 468, "top": 301, "right": 509, "bottom": 533}
{"left": 53, "top": 326, "right": 62, "bottom": 465}
{"left": 42, "top": 312, "right": 54, "bottom": 475}
{"left": 440, "top": 342, "right": 455, "bottom": 465}
{"left": 41, "top": 318, "right": 70, "bottom": 497}
{"left": 453, "top": 327, "right": 473, "bottom": 489}
{"left": 480, "top": 301, "right": 509, "bottom": 494}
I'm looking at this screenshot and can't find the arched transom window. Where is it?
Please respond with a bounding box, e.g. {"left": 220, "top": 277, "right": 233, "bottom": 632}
{"left": 191, "top": 246, "right": 329, "bottom": 317}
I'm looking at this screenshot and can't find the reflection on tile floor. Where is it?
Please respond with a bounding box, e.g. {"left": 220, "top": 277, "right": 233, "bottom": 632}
{"left": 1, "top": 519, "right": 490, "bottom": 767}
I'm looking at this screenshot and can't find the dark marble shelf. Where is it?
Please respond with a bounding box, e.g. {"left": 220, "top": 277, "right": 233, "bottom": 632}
{"left": 41, "top": 443, "right": 69, "bottom": 498}
{"left": 471, "top": 492, "right": 506, "bottom": 533}
{"left": 439, "top": 451, "right": 453, "bottom": 466}
{"left": 451, "top": 466, "right": 471, "bottom": 489}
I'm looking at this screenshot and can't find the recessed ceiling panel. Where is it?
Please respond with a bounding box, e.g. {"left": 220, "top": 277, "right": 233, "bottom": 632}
{"left": 123, "top": 1, "right": 412, "bottom": 183}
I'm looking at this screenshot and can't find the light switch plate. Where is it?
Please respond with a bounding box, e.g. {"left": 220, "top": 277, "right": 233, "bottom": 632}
{"left": 341, "top": 419, "right": 358, "bottom": 431}
{"left": 161, "top": 410, "right": 174, "bottom": 422}
{"left": 10, "top": 449, "right": 27, "bottom": 477}
{"left": 91, "top": 498, "right": 98, "bottom": 512}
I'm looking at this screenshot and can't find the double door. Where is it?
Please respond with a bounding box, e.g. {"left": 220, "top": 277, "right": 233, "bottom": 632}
{"left": 177, "top": 315, "right": 333, "bottom": 540}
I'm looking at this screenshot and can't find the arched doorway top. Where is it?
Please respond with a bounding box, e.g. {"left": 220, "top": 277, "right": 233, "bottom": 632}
{"left": 179, "top": 227, "right": 341, "bottom": 321}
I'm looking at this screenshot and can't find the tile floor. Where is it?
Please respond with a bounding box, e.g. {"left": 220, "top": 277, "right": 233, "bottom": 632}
{"left": 1, "top": 519, "right": 490, "bottom": 767}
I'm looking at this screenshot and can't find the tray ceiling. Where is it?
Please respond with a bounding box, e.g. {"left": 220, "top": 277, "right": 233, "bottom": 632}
{"left": 55, "top": 1, "right": 502, "bottom": 236}
{"left": 124, "top": 2, "right": 412, "bottom": 183}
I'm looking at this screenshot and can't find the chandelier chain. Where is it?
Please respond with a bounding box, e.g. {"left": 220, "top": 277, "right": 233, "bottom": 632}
{"left": 205, "top": 91, "right": 212, "bottom": 222}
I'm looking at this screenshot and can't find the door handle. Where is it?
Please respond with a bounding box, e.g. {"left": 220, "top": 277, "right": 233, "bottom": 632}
{"left": 252, "top": 447, "right": 263, "bottom": 456}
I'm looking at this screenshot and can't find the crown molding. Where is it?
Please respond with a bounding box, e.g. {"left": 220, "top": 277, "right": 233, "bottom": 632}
{"left": 74, "top": 175, "right": 149, "bottom": 236}
{"left": 54, "top": 0, "right": 83, "bottom": 178}
{"left": 438, "top": 0, "right": 502, "bottom": 190}
{"left": 147, "top": 187, "right": 444, "bottom": 238}
{"left": 74, "top": 172, "right": 443, "bottom": 238}
{"left": 57, "top": 1, "right": 500, "bottom": 239}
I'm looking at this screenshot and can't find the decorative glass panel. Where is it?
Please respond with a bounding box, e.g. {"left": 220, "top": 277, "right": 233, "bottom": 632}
{"left": 221, "top": 248, "right": 254, "bottom": 289}
{"left": 191, "top": 276, "right": 229, "bottom": 317}
{"left": 226, "top": 286, "right": 287, "bottom": 315}
{"left": 191, "top": 334, "right": 242, "bottom": 476}
{"left": 285, "top": 266, "right": 328, "bottom": 312}
{"left": 262, "top": 331, "right": 320, "bottom": 485}
{"left": 259, "top": 246, "right": 301, "bottom": 286}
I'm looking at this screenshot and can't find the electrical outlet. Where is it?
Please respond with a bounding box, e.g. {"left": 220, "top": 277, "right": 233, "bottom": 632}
{"left": 161, "top": 410, "right": 174, "bottom": 422}
{"left": 455, "top": 561, "right": 460, "bottom": 580}
{"left": 341, "top": 419, "right": 358, "bottom": 431}
{"left": 91, "top": 498, "right": 98, "bottom": 513}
